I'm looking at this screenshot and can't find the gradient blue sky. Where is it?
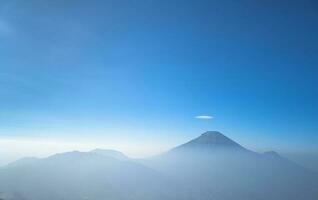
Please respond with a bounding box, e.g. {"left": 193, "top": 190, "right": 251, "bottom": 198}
{"left": 0, "top": 0, "right": 317, "bottom": 161}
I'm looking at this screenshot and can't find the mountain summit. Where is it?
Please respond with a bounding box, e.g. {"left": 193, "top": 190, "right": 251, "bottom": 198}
{"left": 91, "top": 149, "right": 129, "bottom": 161}
{"left": 172, "top": 131, "right": 246, "bottom": 152}
{"left": 192, "top": 131, "right": 241, "bottom": 146}
{"left": 144, "top": 131, "right": 318, "bottom": 200}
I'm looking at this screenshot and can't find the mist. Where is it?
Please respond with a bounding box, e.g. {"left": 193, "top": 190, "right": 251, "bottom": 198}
{"left": 0, "top": 136, "right": 173, "bottom": 166}
{"left": 0, "top": 131, "right": 317, "bottom": 200}
{"left": 1, "top": 0, "right": 317, "bottom": 199}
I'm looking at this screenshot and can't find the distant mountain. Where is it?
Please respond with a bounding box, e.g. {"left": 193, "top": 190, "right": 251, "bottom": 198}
{"left": 90, "top": 149, "right": 129, "bottom": 161}
{"left": 0, "top": 151, "right": 184, "bottom": 200}
{"left": 145, "top": 131, "right": 318, "bottom": 200}
{"left": 170, "top": 131, "right": 248, "bottom": 153}
{"left": 0, "top": 131, "right": 317, "bottom": 200}
{"left": 5, "top": 157, "right": 39, "bottom": 168}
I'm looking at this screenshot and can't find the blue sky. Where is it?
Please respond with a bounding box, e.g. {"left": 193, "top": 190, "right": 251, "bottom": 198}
{"left": 0, "top": 0, "right": 317, "bottom": 161}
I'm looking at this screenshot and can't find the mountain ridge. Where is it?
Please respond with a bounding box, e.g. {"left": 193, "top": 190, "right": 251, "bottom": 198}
{"left": 1, "top": 131, "right": 317, "bottom": 200}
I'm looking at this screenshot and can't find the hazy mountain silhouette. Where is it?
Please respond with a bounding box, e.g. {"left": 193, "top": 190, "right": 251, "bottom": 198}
{"left": 5, "top": 157, "right": 39, "bottom": 168}
{"left": 0, "top": 131, "right": 317, "bottom": 200}
{"left": 0, "top": 151, "right": 183, "bottom": 200}
{"left": 145, "top": 131, "right": 318, "bottom": 200}
{"left": 170, "top": 131, "right": 249, "bottom": 153}
{"left": 90, "top": 149, "right": 129, "bottom": 161}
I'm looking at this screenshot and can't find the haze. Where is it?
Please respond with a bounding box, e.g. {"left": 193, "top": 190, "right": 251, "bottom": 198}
{"left": 0, "top": 1, "right": 317, "bottom": 199}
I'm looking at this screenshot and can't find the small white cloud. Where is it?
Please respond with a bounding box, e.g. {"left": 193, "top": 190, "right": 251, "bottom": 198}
{"left": 195, "top": 115, "right": 213, "bottom": 120}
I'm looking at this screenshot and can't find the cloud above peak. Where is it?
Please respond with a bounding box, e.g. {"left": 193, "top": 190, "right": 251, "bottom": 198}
{"left": 195, "top": 115, "right": 213, "bottom": 120}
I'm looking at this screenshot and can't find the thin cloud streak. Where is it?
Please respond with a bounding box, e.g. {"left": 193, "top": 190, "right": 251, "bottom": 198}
{"left": 195, "top": 115, "right": 213, "bottom": 120}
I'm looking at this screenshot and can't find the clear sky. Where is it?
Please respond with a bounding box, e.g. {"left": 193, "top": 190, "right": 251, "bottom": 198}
{"left": 0, "top": 0, "right": 317, "bottom": 163}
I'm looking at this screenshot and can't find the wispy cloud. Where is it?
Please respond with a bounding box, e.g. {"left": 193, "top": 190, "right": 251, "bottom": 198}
{"left": 195, "top": 115, "right": 213, "bottom": 120}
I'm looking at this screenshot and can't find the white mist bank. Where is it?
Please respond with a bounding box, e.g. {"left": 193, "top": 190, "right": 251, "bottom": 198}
{"left": 0, "top": 132, "right": 317, "bottom": 200}
{"left": 0, "top": 136, "right": 173, "bottom": 166}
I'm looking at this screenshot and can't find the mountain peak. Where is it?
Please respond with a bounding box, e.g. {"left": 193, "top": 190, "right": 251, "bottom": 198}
{"left": 200, "top": 131, "right": 225, "bottom": 138}
{"left": 195, "top": 131, "right": 240, "bottom": 146}
{"left": 91, "top": 149, "right": 129, "bottom": 160}
{"left": 172, "top": 131, "right": 245, "bottom": 152}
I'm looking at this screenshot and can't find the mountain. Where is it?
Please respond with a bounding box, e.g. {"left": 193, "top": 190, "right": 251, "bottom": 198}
{"left": 5, "top": 157, "right": 39, "bottom": 168}
{"left": 170, "top": 131, "right": 249, "bottom": 153}
{"left": 176, "top": 131, "right": 243, "bottom": 148}
{"left": 0, "top": 151, "right": 184, "bottom": 200}
{"left": 145, "top": 131, "right": 318, "bottom": 200}
{"left": 0, "top": 131, "right": 317, "bottom": 200}
{"left": 90, "top": 149, "right": 129, "bottom": 161}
